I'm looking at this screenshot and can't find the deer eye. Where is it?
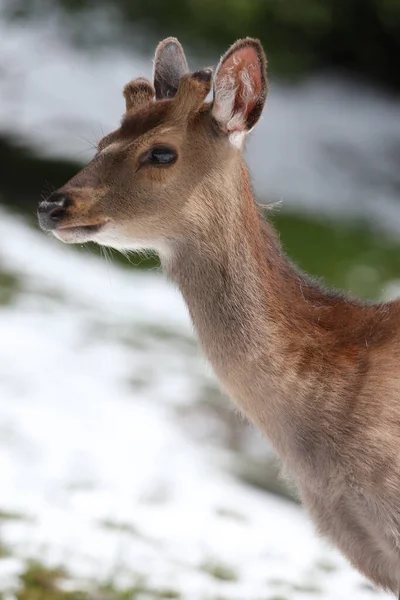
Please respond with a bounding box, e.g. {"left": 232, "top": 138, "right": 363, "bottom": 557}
{"left": 145, "top": 146, "right": 177, "bottom": 166}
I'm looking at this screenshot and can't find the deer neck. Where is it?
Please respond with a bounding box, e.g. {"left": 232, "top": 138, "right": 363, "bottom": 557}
{"left": 163, "top": 161, "right": 323, "bottom": 457}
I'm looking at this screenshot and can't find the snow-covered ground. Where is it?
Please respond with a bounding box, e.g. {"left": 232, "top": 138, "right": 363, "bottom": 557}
{"left": 0, "top": 208, "right": 388, "bottom": 598}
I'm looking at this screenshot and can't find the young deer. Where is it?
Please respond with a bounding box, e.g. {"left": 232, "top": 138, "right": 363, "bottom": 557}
{"left": 38, "top": 37, "right": 400, "bottom": 595}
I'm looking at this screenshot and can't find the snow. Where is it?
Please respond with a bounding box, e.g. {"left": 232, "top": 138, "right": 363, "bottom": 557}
{"left": 0, "top": 208, "right": 388, "bottom": 598}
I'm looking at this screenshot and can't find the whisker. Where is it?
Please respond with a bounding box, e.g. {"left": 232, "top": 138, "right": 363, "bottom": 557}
{"left": 100, "top": 245, "right": 114, "bottom": 286}
{"left": 40, "top": 180, "right": 56, "bottom": 200}
{"left": 76, "top": 135, "right": 98, "bottom": 151}
{"left": 257, "top": 199, "right": 283, "bottom": 212}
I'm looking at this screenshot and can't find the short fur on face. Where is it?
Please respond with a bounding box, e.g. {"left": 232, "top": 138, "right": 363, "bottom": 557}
{"left": 41, "top": 37, "right": 267, "bottom": 252}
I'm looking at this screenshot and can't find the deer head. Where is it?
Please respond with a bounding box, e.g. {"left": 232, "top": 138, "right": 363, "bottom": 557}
{"left": 37, "top": 37, "right": 268, "bottom": 255}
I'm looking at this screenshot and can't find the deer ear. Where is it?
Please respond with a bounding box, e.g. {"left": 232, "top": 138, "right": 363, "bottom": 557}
{"left": 153, "top": 37, "right": 189, "bottom": 100}
{"left": 212, "top": 38, "right": 268, "bottom": 147}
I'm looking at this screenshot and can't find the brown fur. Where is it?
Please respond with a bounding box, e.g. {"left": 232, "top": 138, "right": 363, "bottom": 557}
{"left": 123, "top": 78, "right": 155, "bottom": 110}
{"left": 37, "top": 38, "right": 400, "bottom": 594}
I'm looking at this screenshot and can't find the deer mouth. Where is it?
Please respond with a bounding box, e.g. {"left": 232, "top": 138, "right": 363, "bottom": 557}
{"left": 53, "top": 221, "right": 109, "bottom": 244}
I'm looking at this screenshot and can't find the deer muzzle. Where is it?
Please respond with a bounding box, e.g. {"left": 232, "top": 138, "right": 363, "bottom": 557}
{"left": 37, "top": 192, "right": 74, "bottom": 231}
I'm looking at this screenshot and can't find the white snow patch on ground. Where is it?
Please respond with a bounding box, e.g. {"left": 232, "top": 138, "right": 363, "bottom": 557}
{"left": 0, "top": 208, "right": 388, "bottom": 598}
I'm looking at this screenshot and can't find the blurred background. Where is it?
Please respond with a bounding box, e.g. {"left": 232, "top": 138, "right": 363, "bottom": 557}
{"left": 0, "top": 1, "right": 399, "bottom": 598}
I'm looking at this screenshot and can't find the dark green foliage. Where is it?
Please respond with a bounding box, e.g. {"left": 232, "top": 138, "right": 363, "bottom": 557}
{"left": 0, "top": 135, "right": 81, "bottom": 215}
{"left": 3, "top": 0, "right": 400, "bottom": 89}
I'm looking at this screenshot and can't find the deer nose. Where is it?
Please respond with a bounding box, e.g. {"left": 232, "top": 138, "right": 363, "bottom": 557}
{"left": 37, "top": 192, "right": 73, "bottom": 231}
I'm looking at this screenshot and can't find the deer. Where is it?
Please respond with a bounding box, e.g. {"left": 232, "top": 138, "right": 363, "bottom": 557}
{"left": 37, "top": 37, "right": 400, "bottom": 595}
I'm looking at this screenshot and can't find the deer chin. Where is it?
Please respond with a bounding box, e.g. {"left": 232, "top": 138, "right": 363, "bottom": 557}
{"left": 53, "top": 221, "right": 109, "bottom": 244}
{"left": 92, "top": 227, "right": 173, "bottom": 259}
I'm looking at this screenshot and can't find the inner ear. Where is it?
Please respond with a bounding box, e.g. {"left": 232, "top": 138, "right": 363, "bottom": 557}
{"left": 212, "top": 38, "right": 268, "bottom": 143}
{"left": 153, "top": 37, "right": 189, "bottom": 100}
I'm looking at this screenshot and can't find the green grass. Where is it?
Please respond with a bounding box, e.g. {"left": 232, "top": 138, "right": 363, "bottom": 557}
{"left": 215, "top": 507, "right": 247, "bottom": 522}
{"left": 6, "top": 561, "right": 182, "bottom": 600}
{"left": 16, "top": 563, "right": 84, "bottom": 600}
{"left": 273, "top": 212, "right": 400, "bottom": 300}
{"left": 0, "top": 270, "right": 21, "bottom": 305}
{"left": 0, "top": 509, "right": 29, "bottom": 522}
{"left": 96, "top": 580, "right": 181, "bottom": 599}
{"left": 291, "top": 582, "right": 322, "bottom": 594}
{"left": 98, "top": 518, "right": 140, "bottom": 536}
{"left": 201, "top": 560, "right": 238, "bottom": 582}
{"left": 315, "top": 559, "right": 337, "bottom": 573}
{"left": 0, "top": 540, "right": 12, "bottom": 558}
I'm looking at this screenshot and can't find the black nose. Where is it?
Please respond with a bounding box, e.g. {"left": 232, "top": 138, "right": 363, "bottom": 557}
{"left": 37, "top": 192, "right": 73, "bottom": 231}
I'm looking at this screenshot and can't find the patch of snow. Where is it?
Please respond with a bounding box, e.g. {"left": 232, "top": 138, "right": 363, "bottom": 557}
{"left": 0, "top": 208, "right": 389, "bottom": 598}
